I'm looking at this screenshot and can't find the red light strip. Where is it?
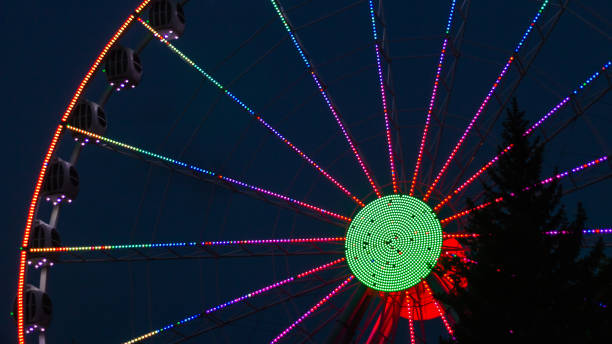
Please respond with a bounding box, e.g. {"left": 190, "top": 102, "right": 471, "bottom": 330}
{"left": 440, "top": 156, "right": 607, "bottom": 225}
{"left": 270, "top": 0, "right": 381, "bottom": 198}
{"left": 368, "top": 0, "right": 397, "bottom": 193}
{"left": 434, "top": 60, "right": 611, "bottom": 212}
{"left": 16, "top": 2, "right": 151, "bottom": 342}
{"left": 271, "top": 275, "right": 354, "bottom": 343}
{"left": 444, "top": 251, "right": 478, "bottom": 265}
{"left": 440, "top": 198, "right": 502, "bottom": 225}
{"left": 296, "top": 258, "right": 346, "bottom": 278}
{"left": 406, "top": 294, "right": 416, "bottom": 344}
{"left": 423, "top": 1, "right": 550, "bottom": 202}
{"left": 434, "top": 144, "right": 513, "bottom": 212}
{"left": 442, "top": 233, "right": 480, "bottom": 239}
{"left": 422, "top": 281, "right": 454, "bottom": 336}
{"left": 410, "top": 0, "right": 457, "bottom": 197}
{"left": 136, "top": 18, "right": 364, "bottom": 207}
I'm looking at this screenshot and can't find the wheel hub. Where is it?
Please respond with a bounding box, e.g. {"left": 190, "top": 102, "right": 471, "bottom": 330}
{"left": 345, "top": 194, "right": 443, "bottom": 292}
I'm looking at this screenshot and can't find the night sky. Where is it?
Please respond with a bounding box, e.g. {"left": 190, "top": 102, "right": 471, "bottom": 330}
{"left": 2, "top": 0, "right": 611, "bottom": 343}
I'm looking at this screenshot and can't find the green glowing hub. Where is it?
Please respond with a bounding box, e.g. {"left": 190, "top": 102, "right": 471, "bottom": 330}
{"left": 345, "top": 194, "right": 443, "bottom": 292}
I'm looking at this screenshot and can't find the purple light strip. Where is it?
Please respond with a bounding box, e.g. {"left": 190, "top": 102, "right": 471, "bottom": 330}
{"left": 270, "top": 0, "right": 381, "bottom": 197}
{"left": 369, "top": 0, "right": 398, "bottom": 193}
{"left": 433, "top": 61, "right": 611, "bottom": 211}
{"left": 271, "top": 275, "right": 354, "bottom": 343}
{"left": 410, "top": 0, "right": 457, "bottom": 197}
{"left": 546, "top": 228, "right": 612, "bottom": 235}
{"left": 137, "top": 18, "right": 363, "bottom": 207}
{"left": 123, "top": 259, "right": 347, "bottom": 343}
{"left": 423, "top": 0, "right": 550, "bottom": 202}
{"left": 66, "top": 126, "right": 350, "bottom": 223}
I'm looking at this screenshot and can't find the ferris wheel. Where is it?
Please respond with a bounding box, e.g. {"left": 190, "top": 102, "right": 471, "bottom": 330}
{"left": 15, "top": 0, "right": 612, "bottom": 343}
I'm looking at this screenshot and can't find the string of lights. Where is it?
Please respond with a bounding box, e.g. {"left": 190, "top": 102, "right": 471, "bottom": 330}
{"left": 423, "top": 0, "right": 550, "bottom": 202}
{"left": 422, "top": 281, "right": 454, "bottom": 336}
{"left": 410, "top": 0, "right": 457, "bottom": 197}
{"left": 270, "top": 275, "right": 355, "bottom": 343}
{"left": 123, "top": 259, "right": 347, "bottom": 344}
{"left": 270, "top": 0, "right": 381, "bottom": 197}
{"left": 368, "top": 0, "right": 400, "bottom": 193}
{"left": 136, "top": 18, "right": 364, "bottom": 206}
{"left": 15, "top": 2, "right": 154, "bottom": 343}
{"left": 66, "top": 125, "right": 351, "bottom": 222}
{"left": 434, "top": 60, "right": 611, "bottom": 211}
{"left": 440, "top": 155, "right": 607, "bottom": 225}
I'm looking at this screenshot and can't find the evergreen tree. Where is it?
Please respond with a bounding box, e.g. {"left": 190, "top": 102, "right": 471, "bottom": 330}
{"left": 439, "top": 99, "right": 612, "bottom": 343}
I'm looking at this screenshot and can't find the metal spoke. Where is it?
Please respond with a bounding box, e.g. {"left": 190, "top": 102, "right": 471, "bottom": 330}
{"left": 123, "top": 259, "right": 347, "bottom": 343}
{"left": 270, "top": 0, "right": 382, "bottom": 197}
{"left": 66, "top": 125, "right": 351, "bottom": 225}
{"left": 441, "top": 156, "right": 608, "bottom": 225}
{"left": 136, "top": 18, "right": 364, "bottom": 207}
{"left": 410, "top": 0, "right": 458, "bottom": 197}
{"left": 423, "top": 0, "right": 552, "bottom": 202}
{"left": 271, "top": 275, "right": 355, "bottom": 343}
{"left": 368, "top": 0, "right": 399, "bottom": 193}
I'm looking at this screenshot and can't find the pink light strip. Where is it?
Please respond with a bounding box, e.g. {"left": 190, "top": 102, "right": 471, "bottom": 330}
{"left": 137, "top": 18, "right": 364, "bottom": 207}
{"left": 422, "top": 281, "right": 454, "bottom": 336}
{"left": 441, "top": 156, "right": 607, "bottom": 225}
{"left": 271, "top": 275, "right": 354, "bottom": 343}
{"left": 270, "top": 0, "right": 381, "bottom": 198}
{"left": 434, "top": 60, "right": 611, "bottom": 211}
{"left": 123, "top": 259, "right": 347, "bottom": 344}
{"left": 406, "top": 295, "right": 416, "bottom": 344}
{"left": 410, "top": 0, "right": 457, "bottom": 197}
{"left": 423, "top": 1, "right": 551, "bottom": 202}
{"left": 369, "top": 0, "right": 398, "bottom": 193}
{"left": 66, "top": 126, "right": 351, "bottom": 223}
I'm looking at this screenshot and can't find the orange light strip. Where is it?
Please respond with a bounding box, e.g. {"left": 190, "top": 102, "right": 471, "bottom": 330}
{"left": 16, "top": 2, "right": 151, "bottom": 342}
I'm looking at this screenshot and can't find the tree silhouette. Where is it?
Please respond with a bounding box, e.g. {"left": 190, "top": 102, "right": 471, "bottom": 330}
{"left": 439, "top": 99, "right": 612, "bottom": 343}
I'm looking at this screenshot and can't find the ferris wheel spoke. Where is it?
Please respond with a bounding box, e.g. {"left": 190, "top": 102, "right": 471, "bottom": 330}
{"left": 65, "top": 126, "right": 351, "bottom": 225}
{"left": 436, "top": 61, "right": 612, "bottom": 212}
{"left": 271, "top": 275, "right": 355, "bottom": 343}
{"left": 405, "top": 293, "right": 416, "bottom": 344}
{"left": 270, "top": 0, "right": 382, "bottom": 198}
{"left": 446, "top": 2, "right": 570, "bottom": 199}
{"left": 28, "top": 238, "right": 345, "bottom": 263}
{"left": 440, "top": 156, "right": 608, "bottom": 225}
{"left": 136, "top": 19, "right": 364, "bottom": 207}
{"left": 368, "top": 0, "right": 403, "bottom": 193}
{"left": 124, "top": 269, "right": 349, "bottom": 344}
{"left": 423, "top": 1, "right": 552, "bottom": 202}
{"left": 422, "top": 281, "right": 454, "bottom": 337}
{"left": 410, "top": 0, "right": 458, "bottom": 197}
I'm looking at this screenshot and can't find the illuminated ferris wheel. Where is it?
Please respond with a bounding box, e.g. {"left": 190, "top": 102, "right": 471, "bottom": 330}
{"left": 15, "top": 0, "right": 611, "bottom": 343}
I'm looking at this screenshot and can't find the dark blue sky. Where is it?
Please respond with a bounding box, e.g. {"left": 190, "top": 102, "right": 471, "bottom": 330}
{"left": 2, "top": 0, "right": 611, "bottom": 343}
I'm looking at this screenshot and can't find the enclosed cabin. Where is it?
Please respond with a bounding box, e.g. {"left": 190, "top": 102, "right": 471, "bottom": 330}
{"left": 28, "top": 220, "right": 61, "bottom": 268}
{"left": 149, "top": 0, "right": 185, "bottom": 40}
{"left": 13, "top": 284, "right": 52, "bottom": 334}
{"left": 41, "top": 158, "right": 79, "bottom": 205}
{"left": 105, "top": 45, "right": 142, "bottom": 91}
{"left": 68, "top": 99, "right": 107, "bottom": 144}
